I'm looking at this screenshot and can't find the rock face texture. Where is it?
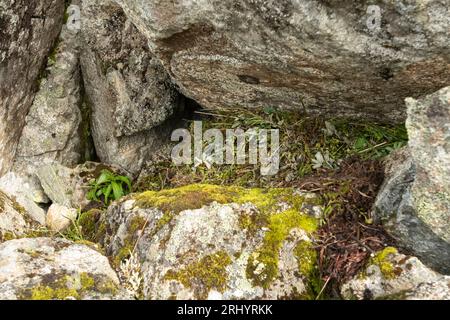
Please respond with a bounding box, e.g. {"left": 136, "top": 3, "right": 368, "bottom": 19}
{"left": 80, "top": 0, "right": 182, "bottom": 175}
{"left": 373, "top": 87, "right": 450, "bottom": 275}
{"left": 341, "top": 248, "right": 450, "bottom": 300}
{"left": 114, "top": 0, "right": 449, "bottom": 123}
{"left": 405, "top": 87, "right": 450, "bottom": 243}
{"left": 0, "top": 191, "right": 37, "bottom": 242}
{"left": 0, "top": 172, "right": 46, "bottom": 225}
{"left": 0, "top": 0, "right": 65, "bottom": 176}
{"left": 10, "top": 18, "right": 86, "bottom": 205}
{"left": 0, "top": 238, "right": 129, "bottom": 300}
{"left": 102, "top": 184, "right": 323, "bottom": 300}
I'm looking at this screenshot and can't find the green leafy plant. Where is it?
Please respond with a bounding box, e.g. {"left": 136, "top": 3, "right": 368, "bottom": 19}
{"left": 87, "top": 170, "right": 132, "bottom": 205}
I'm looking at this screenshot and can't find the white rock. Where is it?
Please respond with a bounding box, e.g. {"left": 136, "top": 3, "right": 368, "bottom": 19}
{"left": 46, "top": 204, "right": 78, "bottom": 232}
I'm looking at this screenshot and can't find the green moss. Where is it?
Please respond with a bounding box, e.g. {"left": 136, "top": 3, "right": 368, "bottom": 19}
{"left": 129, "top": 216, "right": 148, "bottom": 234}
{"left": 24, "top": 272, "right": 117, "bottom": 300}
{"left": 113, "top": 215, "right": 148, "bottom": 266}
{"left": 164, "top": 251, "right": 232, "bottom": 299}
{"left": 134, "top": 184, "right": 236, "bottom": 213}
{"left": 96, "top": 279, "right": 119, "bottom": 295}
{"left": 0, "top": 231, "right": 16, "bottom": 242}
{"left": 78, "top": 210, "right": 98, "bottom": 238}
{"left": 30, "top": 286, "right": 55, "bottom": 300}
{"left": 134, "top": 185, "right": 298, "bottom": 238}
{"left": 370, "top": 247, "right": 400, "bottom": 279}
{"left": 76, "top": 209, "right": 107, "bottom": 244}
{"left": 246, "top": 208, "right": 318, "bottom": 289}
{"left": 294, "top": 241, "right": 325, "bottom": 299}
{"left": 295, "top": 241, "right": 318, "bottom": 276}
{"left": 134, "top": 184, "right": 317, "bottom": 226}
{"left": 29, "top": 276, "right": 80, "bottom": 301}
{"left": 80, "top": 273, "right": 95, "bottom": 290}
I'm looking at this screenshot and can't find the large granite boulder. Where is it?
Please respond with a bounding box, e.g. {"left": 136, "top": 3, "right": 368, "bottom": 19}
{"left": 0, "top": 0, "right": 65, "bottom": 176}
{"left": 0, "top": 238, "right": 130, "bottom": 300}
{"left": 101, "top": 184, "right": 324, "bottom": 300}
{"left": 373, "top": 87, "right": 450, "bottom": 274}
{"left": 341, "top": 248, "right": 450, "bottom": 300}
{"left": 80, "top": 0, "right": 183, "bottom": 175}
{"left": 114, "top": 0, "right": 449, "bottom": 123}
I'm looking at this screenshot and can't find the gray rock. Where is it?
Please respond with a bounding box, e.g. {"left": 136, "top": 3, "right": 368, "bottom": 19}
{"left": 341, "top": 248, "right": 450, "bottom": 300}
{"left": 114, "top": 0, "right": 449, "bottom": 123}
{"left": 0, "top": 191, "right": 37, "bottom": 242}
{"left": 0, "top": 172, "right": 46, "bottom": 225}
{"left": 406, "top": 87, "right": 450, "bottom": 243}
{"left": 103, "top": 185, "right": 322, "bottom": 300}
{"left": 0, "top": 0, "right": 65, "bottom": 176}
{"left": 80, "top": 0, "right": 182, "bottom": 175}
{"left": 36, "top": 163, "right": 74, "bottom": 208}
{"left": 373, "top": 87, "right": 450, "bottom": 275}
{"left": 12, "top": 17, "right": 86, "bottom": 184}
{"left": 0, "top": 238, "right": 131, "bottom": 300}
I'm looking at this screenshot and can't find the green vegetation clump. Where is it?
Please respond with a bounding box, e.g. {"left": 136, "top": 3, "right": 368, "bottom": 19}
{"left": 135, "top": 108, "right": 407, "bottom": 192}
{"left": 87, "top": 170, "right": 132, "bottom": 205}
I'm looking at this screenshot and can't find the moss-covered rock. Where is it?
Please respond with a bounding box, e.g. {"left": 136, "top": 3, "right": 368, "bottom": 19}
{"left": 341, "top": 248, "right": 450, "bottom": 300}
{"left": 104, "top": 184, "right": 323, "bottom": 300}
{"left": 0, "top": 238, "right": 130, "bottom": 300}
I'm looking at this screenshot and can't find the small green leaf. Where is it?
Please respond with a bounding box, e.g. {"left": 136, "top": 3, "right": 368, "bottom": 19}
{"left": 116, "top": 175, "right": 132, "bottom": 192}
{"left": 97, "top": 170, "right": 113, "bottom": 185}
{"left": 111, "top": 181, "right": 124, "bottom": 200}
{"left": 104, "top": 184, "right": 113, "bottom": 205}
{"left": 354, "top": 137, "right": 368, "bottom": 150}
